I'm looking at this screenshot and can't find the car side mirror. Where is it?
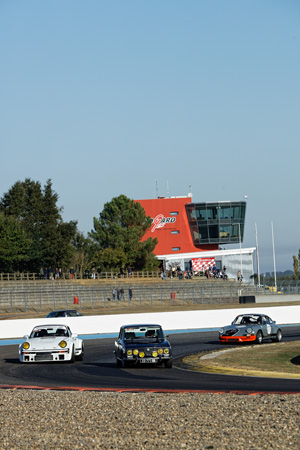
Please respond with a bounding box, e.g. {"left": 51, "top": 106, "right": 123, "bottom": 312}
{"left": 23, "top": 335, "right": 29, "bottom": 339}
{"left": 72, "top": 333, "right": 78, "bottom": 338}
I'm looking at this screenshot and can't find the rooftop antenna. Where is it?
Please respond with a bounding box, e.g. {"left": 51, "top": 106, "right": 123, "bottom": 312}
{"left": 167, "top": 180, "right": 170, "bottom": 197}
{"left": 188, "top": 184, "right": 193, "bottom": 198}
{"left": 155, "top": 180, "right": 158, "bottom": 198}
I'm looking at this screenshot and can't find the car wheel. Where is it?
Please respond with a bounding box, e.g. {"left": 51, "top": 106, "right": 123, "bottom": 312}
{"left": 76, "top": 344, "right": 84, "bottom": 361}
{"left": 69, "top": 345, "right": 75, "bottom": 363}
{"left": 164, "top": 359, "right": 173, "bottom": 368}
{"left": 255, "top": 331, "right": 263, "bottom": 344}
{"left": 116, "top": 356, "right": 122, "bottom": 367}
{"left": 273, "top": 330, "right": 282, "bottom": 342}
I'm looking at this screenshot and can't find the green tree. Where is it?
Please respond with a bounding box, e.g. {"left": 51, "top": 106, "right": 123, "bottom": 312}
{"left": 0, "top": 213, "right": 32, "bottom": 272}
{"left": 90, "top": 195, "right": 158, "bottom": 270}
{"left": 0, "top": 178, "right": 77, "bottom": 271}
{"left": 71, "top": 232, "right": 99, "bottom": 275}
{"left": 293, "top": 253, "right": 299, "bottom": 280}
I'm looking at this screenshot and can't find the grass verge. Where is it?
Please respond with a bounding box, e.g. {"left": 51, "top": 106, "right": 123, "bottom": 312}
{"left": 176, "top": 341, "right": 300, "bottom": 378}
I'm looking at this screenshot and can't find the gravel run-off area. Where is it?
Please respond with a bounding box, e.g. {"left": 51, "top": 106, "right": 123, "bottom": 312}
{"left": 0, "top": 390, "right": 299, "bottom": 450}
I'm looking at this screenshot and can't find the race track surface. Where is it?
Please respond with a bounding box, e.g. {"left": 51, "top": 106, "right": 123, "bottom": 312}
{"left": 1, "top": 328, "right": 300, "bottom": 393}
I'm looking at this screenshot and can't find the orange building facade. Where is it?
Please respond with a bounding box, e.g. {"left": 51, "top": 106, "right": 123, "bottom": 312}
{"left": 135, "top": 195, "right": 255, "bottom": 283}
{"left": 136, "top": 196, "right": 218, "bottom": 256}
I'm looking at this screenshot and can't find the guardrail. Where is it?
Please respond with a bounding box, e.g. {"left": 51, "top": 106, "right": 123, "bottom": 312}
{"left": 0, "top": 271, "right": 165, "bottom": 281}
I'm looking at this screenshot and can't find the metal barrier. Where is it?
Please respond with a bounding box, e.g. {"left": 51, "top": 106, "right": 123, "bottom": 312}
{"left": 0, "top": 281, "right": 240, "bottom": 313}
{"left": 0, "top": 271, "right": 174, "bottom": 281}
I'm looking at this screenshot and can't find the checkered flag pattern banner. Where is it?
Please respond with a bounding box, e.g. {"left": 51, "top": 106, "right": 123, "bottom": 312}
{"left": 192, "top": 258, "right": 216, "bottom": 273}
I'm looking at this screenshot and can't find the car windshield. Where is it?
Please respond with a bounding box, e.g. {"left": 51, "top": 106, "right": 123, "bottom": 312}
{"left": 232, "top": 315, "right": 262, "bottom": 325}
{"left": 30, "top": 326, "right": 70, "bottom": 338}
{"left": 67, "top": 311, "right": 80, "bottom": 316}
{"left": 122, "top": 326, "right": 163, "bottom": 340}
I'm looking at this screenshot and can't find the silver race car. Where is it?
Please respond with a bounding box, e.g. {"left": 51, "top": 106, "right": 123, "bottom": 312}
{"left": 219, "top": 313, "right": 282, "bottom": 344}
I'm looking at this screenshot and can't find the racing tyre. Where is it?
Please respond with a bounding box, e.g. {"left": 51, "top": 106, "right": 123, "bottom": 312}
{"left": 164, "top": 359, "right": 173, "bottom": 368}
{"left": 116, "top": 357, "right": 122, "bottom": 368}
{"left": 273, "top": 330, "right": 282, "bottom": 342}
{"left": 255, "top": 331, "right": 263, "bottom": 345}
{"left": 76, "top": 344, "right": 84, "bottom": 361}
{"left": 69, "top": 345, "right": 75, "bottom": 363}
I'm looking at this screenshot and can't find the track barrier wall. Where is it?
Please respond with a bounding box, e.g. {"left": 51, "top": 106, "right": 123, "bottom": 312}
{"left": 0, "top": 305, "right": 299, "bottom": 340}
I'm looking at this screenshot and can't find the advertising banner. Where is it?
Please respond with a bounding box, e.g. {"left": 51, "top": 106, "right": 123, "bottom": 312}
{"left": 192, "top": 257, "right": 215, "bottom": 273}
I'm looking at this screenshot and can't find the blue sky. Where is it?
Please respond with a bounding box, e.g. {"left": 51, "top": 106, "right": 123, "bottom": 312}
{"left": 0, "top": 0, "right": 299, "bottom": 273}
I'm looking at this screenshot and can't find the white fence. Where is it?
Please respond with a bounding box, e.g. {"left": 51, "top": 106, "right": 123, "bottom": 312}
{"left": 1, "top": 305, "right": 299, "bottom": 340}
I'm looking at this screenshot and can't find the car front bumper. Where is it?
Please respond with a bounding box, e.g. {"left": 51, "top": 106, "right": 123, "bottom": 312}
{"left": 124, "top": 355, "right": 172, "bottom": 364}
{"left": 219, "top": 335, "right": 256, "bottom": 343}
{"left": 19, "top": 349, "right": 71, "bottom": 362}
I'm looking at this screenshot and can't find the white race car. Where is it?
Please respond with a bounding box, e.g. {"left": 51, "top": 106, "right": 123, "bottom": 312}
{"left": 19, "top": 324, "right": 84, "bottom": 363}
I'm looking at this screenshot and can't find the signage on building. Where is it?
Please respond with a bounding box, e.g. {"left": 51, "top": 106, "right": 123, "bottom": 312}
{"left": 151, "top": 214, "right": 176, "bottom": 232}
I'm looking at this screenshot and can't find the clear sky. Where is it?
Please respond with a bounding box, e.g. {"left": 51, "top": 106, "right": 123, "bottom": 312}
{"left": 0, "top": 1, "right": 299, "bottom": 273}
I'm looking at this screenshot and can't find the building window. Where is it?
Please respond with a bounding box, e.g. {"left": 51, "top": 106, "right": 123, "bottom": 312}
{"left": 171, "top": 230, "right": 179, "bottom": 234}
{"left": 170, "top": 211, "right": 178, "bottom": 216}
{"left": 172, "top": 247, "right": 180, "bottom": 251}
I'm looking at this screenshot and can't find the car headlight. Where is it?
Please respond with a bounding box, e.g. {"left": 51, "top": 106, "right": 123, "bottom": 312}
{"left": 127, "top": 350, "right": 133, "bottom": 356}
{"left": 164, "top": 348, "right": 169, "bottom": 354}
{"left": 152, "top": 351, "right": 158, "bottom": 357}
{"left": 133, "top": 349, "right": 139, "bottom": 355}
{"left": 22, "top": 342, "right": 30, "bottom": 350}
{"left": 158, "top": 348, "right": 163, "bottom": 354}
{"left": 219, "top": 328, "right": 224, "bottom": 334}
{"left": 139, "top": 352, "right": 145, "bottom": 358}
{"left": 246, "top": 327, "right": 253, "bottom": 334}
{"left": 59, "top": 340, "right": 67, "bottom": 348}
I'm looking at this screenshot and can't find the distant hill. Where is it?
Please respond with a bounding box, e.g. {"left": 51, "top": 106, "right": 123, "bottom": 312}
{"left": 264, "top": 270, "right": 293, "bottom": 278}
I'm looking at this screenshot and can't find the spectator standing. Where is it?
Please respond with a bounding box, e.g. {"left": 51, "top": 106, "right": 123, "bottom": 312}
{"left": 128, "top": 288, "right": 133, "bottom": 301}
{"left": 70, "top": 267, "right": 75, "bottom": 280}
{"left": 161, "top": 271, "right": 167, "bottom": 280}
{"left": 91, "top": 267, "right": 96, "bottom": 279}
{"left": 112, "top": 288, "right": 116, "bottom": 301}
{"left": 59, "top": 268, "right": 63, "bottom": 279}
{"left": 39, "top": 267, "right": 44, "bottom": 279}
{"left": 127, "top": 265, "right": 132, "bottom": 278}
{"left": 97, "top": 267, "right": 102, "bottom": 279}
{"left": 55, "top": 267, "right": 59, "bottom": 279}
{"left": 48, "top": 267, "right": 53, "bottom": 280}
{"left": 120, "top": 288, "right": 125, "bottom": 300}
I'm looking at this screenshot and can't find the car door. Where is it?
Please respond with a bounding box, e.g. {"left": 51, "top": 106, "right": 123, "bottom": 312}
{"left": 265, "top": 316, "right": 277, "bottom": 336}
{"left": 261, "top": 316, "right": 272, "bottom": 337}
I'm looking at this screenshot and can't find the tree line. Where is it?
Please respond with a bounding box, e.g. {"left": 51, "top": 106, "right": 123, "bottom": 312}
{"left": 0, "top": 178, "right": 158, "bottom": 274}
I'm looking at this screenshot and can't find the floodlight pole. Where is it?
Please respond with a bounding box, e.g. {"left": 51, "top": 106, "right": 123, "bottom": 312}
{"left": 255, "top": 222, "right": 261, "bottom": 286}
{"left": 271, "top": 221, "right": 277, "bottom": 292}
{"left": 238, "top": 223, "right": 242, "bottom": 279}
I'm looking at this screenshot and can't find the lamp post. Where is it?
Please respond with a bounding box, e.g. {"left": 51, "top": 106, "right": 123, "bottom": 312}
{"left": 255, "top": 222, "right": 261, "bottom": 286}
{"left": 271, "top": 221, "right": 277, "bottom": 292}
{"left": 238, "top": 223, "right": 242, "bottom": 280}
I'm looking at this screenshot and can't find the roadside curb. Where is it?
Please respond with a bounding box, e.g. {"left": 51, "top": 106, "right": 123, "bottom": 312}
{"left": 0, "top": 384, "right": 299, "bottom": 395}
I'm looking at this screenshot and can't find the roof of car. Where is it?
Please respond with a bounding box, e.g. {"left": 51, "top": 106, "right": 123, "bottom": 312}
{"left": 237, "top": 313, "right": 264, "bottom": 316}
{"left": 121, "top": 324, "right": 162, "bottom": 328}
{"left": 33, "top": 324, "right": 69, "bottom": 329}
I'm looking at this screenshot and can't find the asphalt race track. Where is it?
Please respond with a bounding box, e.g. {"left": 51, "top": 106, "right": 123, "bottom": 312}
{"left": 1, "top": 327, "right": 299, "bottom": 393}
